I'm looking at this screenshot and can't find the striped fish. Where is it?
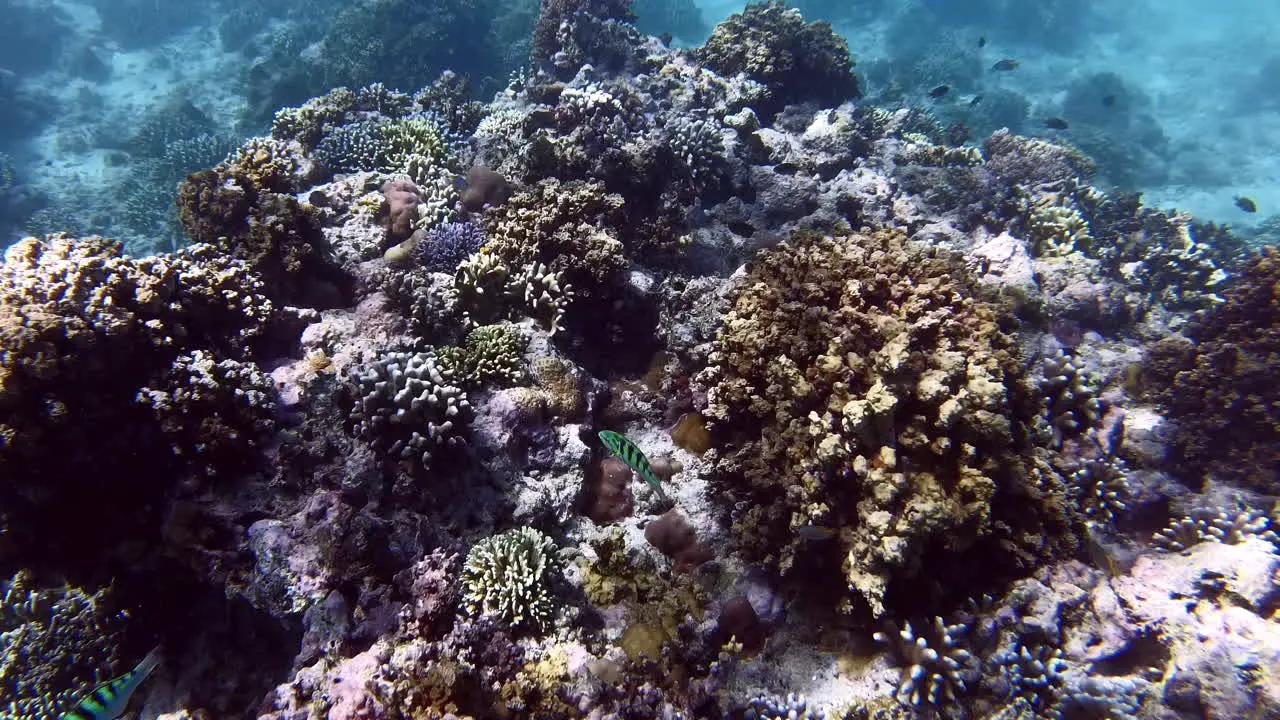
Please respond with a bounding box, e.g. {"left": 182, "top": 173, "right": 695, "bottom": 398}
{"left": 598, "top": 430, "right": 669, "bottom": 502}
{"left": 58, "top": 647, "right": 162, "bottom": 720}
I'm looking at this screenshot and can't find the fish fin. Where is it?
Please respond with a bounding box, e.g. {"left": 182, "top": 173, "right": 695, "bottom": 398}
{"left": 134, "top": 646, "right": 164, "bottom": 681}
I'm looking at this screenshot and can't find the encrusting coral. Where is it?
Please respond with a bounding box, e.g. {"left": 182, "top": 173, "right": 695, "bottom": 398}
{"left": 696, "top": 228, "right": 1068, "bottom": 615}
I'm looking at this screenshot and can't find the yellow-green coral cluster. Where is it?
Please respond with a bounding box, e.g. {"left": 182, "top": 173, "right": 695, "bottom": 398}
{"left": 698, "top": 229, "right": 1063, "bottom": 615}
{"left": 454, "top": 252, "right": 574, "bottom": 334}
{"left": 1022, "top": 189, "right": 1094, "bottom": 258}
{"left": 461, "top": 527, "right": 560, "bottom": 631}
{"left": 435, "top": 323, "right": 527, "bottom": 387}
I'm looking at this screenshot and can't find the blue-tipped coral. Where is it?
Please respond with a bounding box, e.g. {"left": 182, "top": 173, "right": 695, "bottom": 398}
{"left": 875, "top": 616, "right": 974, "bottom": 707}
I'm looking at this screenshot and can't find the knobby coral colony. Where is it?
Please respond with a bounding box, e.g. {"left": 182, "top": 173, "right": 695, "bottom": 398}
{"left": 0, "top": 1, "right": 1276, "bottom": 719}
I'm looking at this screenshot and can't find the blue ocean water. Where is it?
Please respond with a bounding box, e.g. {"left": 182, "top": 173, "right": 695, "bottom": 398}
{"left": 1, "top": 0, "right": 1278, "bottom": 251}
{"left": 1, "top": 1, "right": 1278, "bottom": 719}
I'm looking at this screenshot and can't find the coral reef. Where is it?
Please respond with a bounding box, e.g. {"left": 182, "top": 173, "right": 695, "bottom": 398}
{"left": 697, "top": 229, "right": 1069, "bottom": 616}
{"left": 692, "top": 1, "right": 859, "bottom": 119}
{"left": 1140, "top": 248, "right": 1280, "bottom": 490}
{"left": 0, "top": 570, "right": 127, "bottom": 720}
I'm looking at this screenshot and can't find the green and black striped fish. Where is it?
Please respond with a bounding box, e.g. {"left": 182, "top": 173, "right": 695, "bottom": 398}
{"left": 58, "top": 647, "right": 162, "bottom": 720}
{"left": 598, "top": 429, "right": 669, "bottom": 502}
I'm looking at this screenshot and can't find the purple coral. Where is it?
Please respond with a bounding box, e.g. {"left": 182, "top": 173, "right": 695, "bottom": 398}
{"left": 413, "top": 220, "right": 488, "bottom": 273}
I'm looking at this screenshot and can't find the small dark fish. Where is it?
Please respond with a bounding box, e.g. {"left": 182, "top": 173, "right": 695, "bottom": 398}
{"left": 59, "top": 647, "right": 162, "bottom": 720}
{"left": 978, "top": 36, "right": 987, "bottom": 48}
{"left": 928, "top": 84, "right": 950, "bottom": 99}
{"left": 1045, "top": 117, "right": 1069, "bottom": 130}
{"left": 598, "top": 430, "right": 669, "bottom": 501}
{"left": 1235, "top": 195, "right": 1258, "bottom": 213}
{"left": 991, "top": 58, "right": 1019, "bottom": 71}
{"left": 795, "top": 524, "right": 836, "bottom": 542}
{"left": 1101, "top": 94, "right": 1116, "bottom": 107}
{"left": 969, "top": 95, "right": 983, "bottom": 106}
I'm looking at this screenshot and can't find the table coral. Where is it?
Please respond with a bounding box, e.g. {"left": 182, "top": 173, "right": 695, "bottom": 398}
{"left": 696, "top": 228, "right": 1068, "bottom": 615}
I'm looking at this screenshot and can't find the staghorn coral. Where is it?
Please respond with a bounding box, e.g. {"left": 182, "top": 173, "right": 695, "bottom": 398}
{"left": 1140, "top": 248, "right": 1279, "bottom": 490}
{"left": 461, "top": 526, "right": 560, "bottom": 631}
{"left": 0, "top": 570, "right": 128, "bottom": 720}
{"left": 875, "top": 617, "right": 974, "bottom": 708}
{"left": 692, "top": 1, "right": 859, "bottom": 119}
{"left": 346, "top": 350, "right": 472, "bottom": 473}
{"left": 696, "top": 229, "right": 1066, "bottom": 615}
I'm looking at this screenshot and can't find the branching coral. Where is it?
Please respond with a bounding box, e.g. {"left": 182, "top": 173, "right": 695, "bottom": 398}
{"left": 1, "top": 570, "right": 127, "bottom": 720}
{"left": 482, "top": 178, "right": 628, "bottom": 295}
{"left": 177, "top": 146, "right": 347, "bottom": 307}
{"left": 414, "top": 222, "right": 489, "bottom": 273}
{"left": 1152, "top": 509, "right": 1280, "bottom": 553}
{"left": 875, "top": 617, "right": 974, "bottom": 707}
{"left": 461, "top": 526, "right": 560, "bottom": 631}
{"left": 1037, "top": 349, "right": 1103, "bottom": 448}
{"left": 696, "top": 229, "right": 1066, "bottom": 615}
{"left": 0, "top": 236, "right": 307, "bottom": 558}
{"left": 136, "top": 350, "right": 277, "bottom": 477}
{"left": 693, "top": 1, "right": 859, "bottom": 119}
{"left": 454, "top": 252, "right": 574, "bottom": 334}
{"left": 741, "top": 693, "right": 826, "bottom": 719}
{"left": 1069, "top": 455, "right": 1129, "bottom": 530}
{"left": 346, "top": 350, "right": 472, "bottom": 472}
{"left": 435, "top": 323, "right": 527, "bottom": 388}
{"left": 996, "top": 643, "right": 1070, "bottom": 715}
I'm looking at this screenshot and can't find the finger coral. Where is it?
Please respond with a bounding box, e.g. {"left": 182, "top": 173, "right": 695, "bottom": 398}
{"left": 461, "top": 526, "right": 561, "bottom": 631}
{"left": 696, "top": 229, "right": 1067, "bottom": 615}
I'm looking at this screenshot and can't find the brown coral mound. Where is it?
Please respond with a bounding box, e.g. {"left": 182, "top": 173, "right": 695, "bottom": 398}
{"left": 482, "top": 178, "right": 628, "bottom": 294}
{"left": 1141, "top": 246, "right": 1280, "bottom": 491}
{"left": 177, "top": 145, "right": 348, "bottom": 308}
{"left": 696, "top": 229, "right": 1067, "bottom": 616}
{"left": 693, "top": 1, "right": 859, "bottom": 119}
{"left": 0, "top": 235, "right": 303, "bottom": 564}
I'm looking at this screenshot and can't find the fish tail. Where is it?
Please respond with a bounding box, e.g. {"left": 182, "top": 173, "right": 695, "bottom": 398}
{"left": 133, "top": 646, "right": 164, "bottom": 683}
